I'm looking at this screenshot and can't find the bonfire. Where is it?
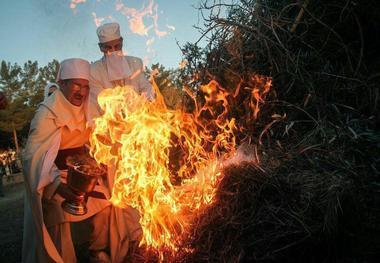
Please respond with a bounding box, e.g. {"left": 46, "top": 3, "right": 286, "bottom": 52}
{"left": 89, "top": 76, "right": 271, "bottom": 260}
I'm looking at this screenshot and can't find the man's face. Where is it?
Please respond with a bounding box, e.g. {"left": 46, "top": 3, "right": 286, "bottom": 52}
{"left": 60, "top": 79, "right": 89, "bottom": 106}
{"left": 99, "top": 37, "right": 123, "bottom": 54}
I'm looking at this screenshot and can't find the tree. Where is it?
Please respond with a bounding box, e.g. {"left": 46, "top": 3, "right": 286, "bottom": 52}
{"left": 33, "top": 59, "right": 59, "bottom": 108}
{"left": 147, "top": 63, "right": 190, "bottom": 110}
{"left": 0, "top": 61, "right": 24, "bottom": 151}
{"left": 0, "top": 59, "right": 59, "bottom": 151}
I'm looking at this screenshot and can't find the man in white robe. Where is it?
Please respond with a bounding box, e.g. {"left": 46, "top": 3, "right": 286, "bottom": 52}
{"left": 86, "top": 22, "right": 156, "bottom": 261}
{"left": 22, "top": 58, "right": 111, "bottom": 263}
{"left": 87, "top": 22, "right": 156, "bottom": 124}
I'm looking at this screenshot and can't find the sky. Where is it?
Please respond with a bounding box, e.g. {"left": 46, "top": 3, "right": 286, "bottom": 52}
{"left": 0, "top": 0, "right": 205, "bottom": 69}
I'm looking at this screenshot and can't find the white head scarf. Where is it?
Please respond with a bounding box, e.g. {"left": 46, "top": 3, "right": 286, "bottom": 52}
{"left": 56, "top": 58, "right": 90, "bottom": 81}
{"left": 52, "top": 58, "right": 91, "bottom": 129}
{"left": 44, "top": 82, "right": 59, "bottom": 99}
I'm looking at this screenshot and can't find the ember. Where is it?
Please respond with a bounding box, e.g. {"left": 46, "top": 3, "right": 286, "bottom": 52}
{"left": 66, "top": 154, "right": 106, "bottom": 176}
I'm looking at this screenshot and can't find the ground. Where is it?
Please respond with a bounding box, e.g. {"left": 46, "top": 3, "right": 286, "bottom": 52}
{"left": 0, "top": 182, "right": 24, "bottom": 263}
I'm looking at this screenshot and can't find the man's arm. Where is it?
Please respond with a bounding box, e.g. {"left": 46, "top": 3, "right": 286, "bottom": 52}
{"left": 87, "top": 62, "right": 107, "bottom": 127}
{"left": 23, "top": 106, "right": 60, "bottom": 194}
{"left": 24, "top": 107, "right": 84, "bottom": 202}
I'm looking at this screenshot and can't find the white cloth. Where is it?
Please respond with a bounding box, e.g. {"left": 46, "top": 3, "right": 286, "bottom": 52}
{"left": 97, "top": 22, "right": 121, "bottom": 43}
{"left": 44, "top": 83, "right": 59, "bottom": 99}
{"left": 56, "top": 58, "right": 90, "bottom": 81}
{"left": 22, "top": 90, "right": 111, "bottom": 263}
{"left": 87, "top": 55, "right": 150, "bottom": 262}
{"left": 105, "top": 51, "right": 132, "bottom": 81}
{"left": 87, "top": 55, "right": 156, "bottom": 126}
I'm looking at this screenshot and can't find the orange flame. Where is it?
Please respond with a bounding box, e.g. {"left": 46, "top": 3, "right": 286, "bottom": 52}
{"left": 178, "top": 60, "right": 188, "bottom": 69}
{"left": 89, "top": 76, "right": 271, "bottom": 258}
{"left": 92, "top": 12, "right": 115, "bottom": 27}
{"left": 70, "top": 0, "right": 86, "bottom": 10}
{"left": 116, "top": 0, "right": 154, "bottom": 36}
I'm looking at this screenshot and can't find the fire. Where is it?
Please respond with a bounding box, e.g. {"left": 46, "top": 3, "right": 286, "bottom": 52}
{"left": 91, "top": 12, "right": 114, "bottom": 27}
{"left": 89, "top": 76, "right": 271, "bottom": 257}
{"left": 70, "top": 0, "right": 86, "bottom": 10}
{"left": 116, "top": 0, "right": 154, "bottom": 36}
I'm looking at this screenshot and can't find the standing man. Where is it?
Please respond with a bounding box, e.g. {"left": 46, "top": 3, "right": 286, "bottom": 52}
{"left": 87, "top": 22, "right": 155, "bottom": 261}
{"left": 22, "top": 58, "right": 111, "bottom": 263}
{"left": 88, "top": 22, "right": 156, "bottom": 123}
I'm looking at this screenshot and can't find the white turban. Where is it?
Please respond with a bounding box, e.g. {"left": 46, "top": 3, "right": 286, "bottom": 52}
{"left": 97, "top": 22, "right": 121, "bottom": 43}
{"left": 44, "top": 82, "right": 59, "bottom": 99}
{"left": 56, "top": 58, "right": 90, "bottom": 81}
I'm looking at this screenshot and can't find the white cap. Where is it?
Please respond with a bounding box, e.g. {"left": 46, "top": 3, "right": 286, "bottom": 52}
{"left": 97, "top": 22, "right": 121, "bottom": 43}
{"left": 56, "top": 58, "right": 90, "bottom": 81}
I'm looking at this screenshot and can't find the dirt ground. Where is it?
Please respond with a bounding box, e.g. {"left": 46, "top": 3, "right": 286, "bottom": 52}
{"left": 0, "top": 182, "right": 24, "bottom": 263}
{"left": 0, "top": 183, "right": 138, "bottom": 263}
{"left": 0, "top": 182, "right": 145, "bottom": 263}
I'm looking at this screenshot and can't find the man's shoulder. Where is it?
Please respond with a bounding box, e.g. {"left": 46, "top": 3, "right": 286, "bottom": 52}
{"left": 125, "top": 55, "right": 143, "bottom": 66}
{"left": 29, "top": 103, "right": 55, "bottom": 130}
{"left": 36, "top": 102, "right": 56, "bottom": 120}
{"left": 91, "top": 58, "right": 103, "bottom": 68}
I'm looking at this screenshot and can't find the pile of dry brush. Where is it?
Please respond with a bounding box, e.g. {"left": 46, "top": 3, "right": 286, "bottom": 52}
{"left": 171, "top": 0, "right": 380, "bottom": 262}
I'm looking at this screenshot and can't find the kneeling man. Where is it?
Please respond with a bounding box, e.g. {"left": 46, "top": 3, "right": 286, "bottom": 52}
{"left": 22, "top": 58, "right": 111, "bottom": 263}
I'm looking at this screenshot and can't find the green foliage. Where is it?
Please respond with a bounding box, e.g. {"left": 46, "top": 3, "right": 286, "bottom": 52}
{"left": 0, "top": 59, "right": 59, "bottom": 145}
{"left": 147, "top": 63, "right": 191, "bottom": 110}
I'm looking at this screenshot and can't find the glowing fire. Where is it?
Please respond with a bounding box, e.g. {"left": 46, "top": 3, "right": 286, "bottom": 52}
{"left": 89, "top": 77, "right": 271, "bottom": 256}
{"left": 70, "top": 0, "right": 86, "bottom": 10}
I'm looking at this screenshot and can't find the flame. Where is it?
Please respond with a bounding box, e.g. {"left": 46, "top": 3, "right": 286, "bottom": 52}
{"left": 92, "top": 12, "right": 105, "bottom": 27}
{"left": 90, "top": 76, "right": 271, "bottom": 258}
{"left": 116, "top": 0, "right": 154, "bottom": 36}
{"left": 115, "top": 0, "right": 171, "bottom": 65}
{"left": 70, "top": 0, "right": 86, "bottom": 10}
{"left": 152, "top": 4, "right": 168, "bottom": 37}
{"left": 178, "top": 60, "right": 188, "bottom": 69}
{"left": 91, "top": 12, "right": 114, "bottom": 27}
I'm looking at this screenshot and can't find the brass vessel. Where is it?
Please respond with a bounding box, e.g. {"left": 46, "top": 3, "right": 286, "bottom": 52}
{"left": 61, "top": 165, "right": 99, "bottom": 216}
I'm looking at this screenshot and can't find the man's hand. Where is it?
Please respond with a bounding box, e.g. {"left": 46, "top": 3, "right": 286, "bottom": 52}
{"left": 0, "top": 91, "right": 8, "bottom": 110}
{"left": 55, "top": 183, "right": 85, "bottom": 202}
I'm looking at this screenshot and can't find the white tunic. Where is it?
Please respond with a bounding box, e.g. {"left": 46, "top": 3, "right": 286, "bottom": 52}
{"left": 87, "top": 55, "right": 156, "bottom": 125}
{"left": 22, "top": 90, "right": 111, "bottom": 263}
{"left": 87, "top": 55, "right": 148, "bottom": 262}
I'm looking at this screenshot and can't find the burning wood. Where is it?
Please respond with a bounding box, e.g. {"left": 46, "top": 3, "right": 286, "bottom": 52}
{"left": 66, "top": 154, "right": 106, "bottom": 177}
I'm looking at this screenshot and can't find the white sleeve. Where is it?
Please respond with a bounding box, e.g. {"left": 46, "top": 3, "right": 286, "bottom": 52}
{"left": 42, "top": 166, "right": 61, "bottom": 200}
{"left": 38, "top": 130, "right": 61, "bottom": 194}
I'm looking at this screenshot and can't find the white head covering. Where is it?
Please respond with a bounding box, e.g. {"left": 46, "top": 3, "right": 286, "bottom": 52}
{"left": 56, "top": 58, "right": 90, "bottom": 81}
{"left": 44, "top": 82, "right": 59, "bottom": 99}
{"left": 97, "top": 22, "right": 121, "bottom": 43}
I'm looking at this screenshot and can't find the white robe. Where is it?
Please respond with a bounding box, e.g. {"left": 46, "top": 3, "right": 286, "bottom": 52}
{"left": 87, "top": 55, "right": 149, "bottom": 262}
{"left": 87, "top": 55, "right": 156, "bottom": 124}
{"left": 22, "top": 90, "right": 111, "bottom": 263}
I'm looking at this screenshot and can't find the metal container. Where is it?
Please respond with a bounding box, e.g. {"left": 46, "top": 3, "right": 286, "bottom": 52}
{"left": 61, "top": 165, "right": 99, "bottom": 216}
